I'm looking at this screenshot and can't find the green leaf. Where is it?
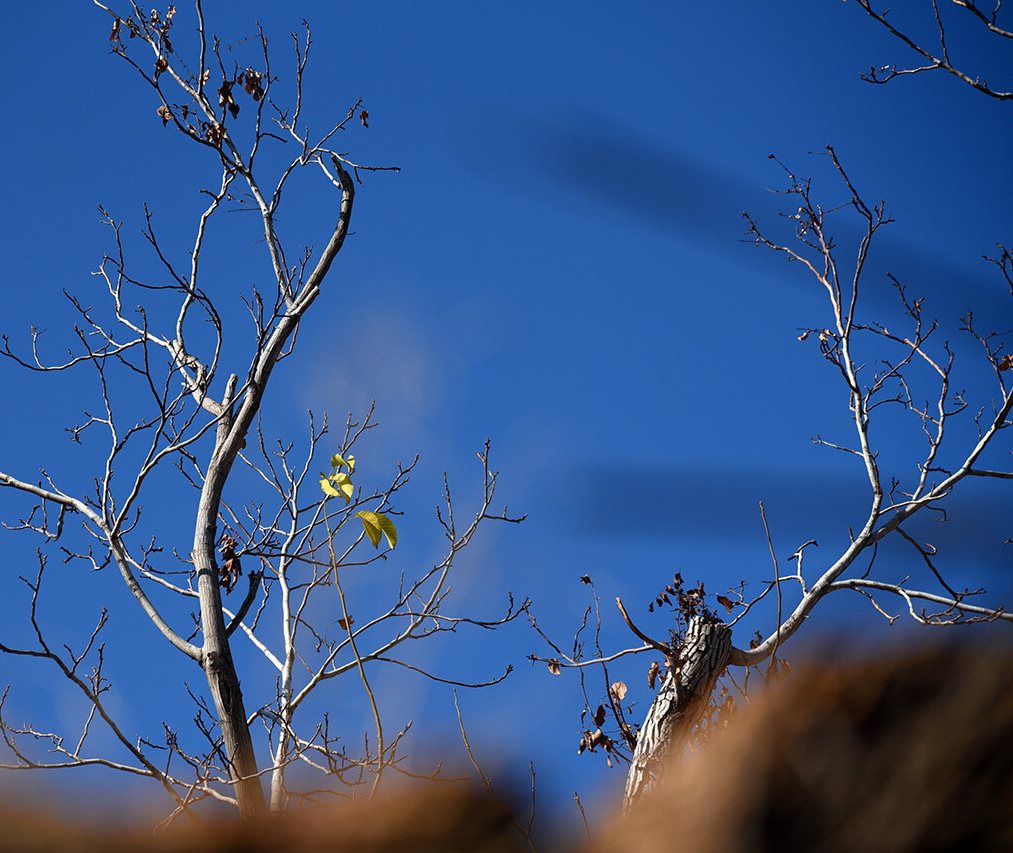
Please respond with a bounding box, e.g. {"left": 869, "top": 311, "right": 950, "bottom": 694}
{"left": 357, "top": 510, "right": 397, "bottom": 549}
{"left": 320, "top": 471, "right": 354, "bottom": 502}
{"left": 330, "top": 452, "right": 356, "bottom": 472}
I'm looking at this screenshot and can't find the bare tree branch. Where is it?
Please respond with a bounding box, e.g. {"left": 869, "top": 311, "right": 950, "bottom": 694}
{"left": 853, "top": 0, "right": 1013, "bottom": 100}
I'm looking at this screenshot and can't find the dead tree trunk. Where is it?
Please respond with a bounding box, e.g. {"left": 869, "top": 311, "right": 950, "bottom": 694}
{"left": 622, "top": 618, "right": 732, "bottom": 810}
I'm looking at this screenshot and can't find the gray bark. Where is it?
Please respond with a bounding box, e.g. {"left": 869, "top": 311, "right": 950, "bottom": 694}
{"left": 192, "top": 379, "right": 265, "bottom": 816}
{"left": 188, "top": 161, "right": 356, "bottom": 818}
{"left": 622, "top": 618, "right": 732, "bottom": 810}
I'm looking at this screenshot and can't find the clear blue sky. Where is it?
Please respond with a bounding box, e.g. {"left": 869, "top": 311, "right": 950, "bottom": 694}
{"left": 1, "top": 0, "right": 1010, "bottom": 833}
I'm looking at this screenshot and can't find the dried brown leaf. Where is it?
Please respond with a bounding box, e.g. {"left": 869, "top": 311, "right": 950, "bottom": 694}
{"left": 647, "top": 660, "right": 661, "bottom": 690}
{"left": 218, "top": 535, "right": 242, "bottom": 593}
{"left": 547, "top": 658, "right": 561, "bottom": 676}
{"left": 579, "top": 575, "right": 592, "bottom": 585}
{"left": 359, "top": 109, "right": 369, "bottom": 128}
{"left": 716, "top": 594, "right": 735, "bottom": 614}
{"left": 337, "top": 616, "right": 354, "bottom": 631}
{"left": 242, "top": 68, "right": 264, "bottom": 101}
{"left": 609, "top": 681, "right": 627, "bottom": 702}
{"left": 593, "top": 705, "right": 606, "bottom": 727}
{"left": 205, "top": 122, "right": 225, "bottom": 147}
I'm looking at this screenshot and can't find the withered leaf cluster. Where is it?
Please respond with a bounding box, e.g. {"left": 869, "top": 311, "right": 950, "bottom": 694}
{"left": 218, "top": 534, "right": 242, "bottom": 593}
{"left": 577, "top": 679, "right": 636, "bottom": 764}
{"left": 648, "top": 571, "right": 716, "bottom": 623}
{"left": 241, "top": 68, "right": 265, "bottom": 101}
{"left": 109, "top": 8, "right": 264, "bottom": 145}
{"left": 578, "top": 727, "right": 614, "bottom": 757}
{"left": 111, "top": 5, "right": 176, "bottom": 70}
{"left": 218, "top": 80, "right": 238, "bottom": 117}
{"left": 109, "top": 15, "right": 138, "bottom": 44}
{"left": 205, "top": 121, "right": 225, "bottom": 147}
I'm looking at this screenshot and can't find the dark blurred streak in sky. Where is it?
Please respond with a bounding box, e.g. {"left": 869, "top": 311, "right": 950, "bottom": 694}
{"left": 557, "top": 464, "right": 1012, "bottom": 577}
{"left": 469, "top": 107, "right": 1010, "bottom": 327}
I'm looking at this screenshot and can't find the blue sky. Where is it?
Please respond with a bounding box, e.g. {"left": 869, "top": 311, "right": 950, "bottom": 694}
{"left": 1, "top": 0, "right": 1010, "bottom": 834}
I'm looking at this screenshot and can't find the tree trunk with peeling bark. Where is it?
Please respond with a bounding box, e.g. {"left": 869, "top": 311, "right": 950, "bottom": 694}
{"left": 622, "top": 618, "right": 732, "bottom": 810}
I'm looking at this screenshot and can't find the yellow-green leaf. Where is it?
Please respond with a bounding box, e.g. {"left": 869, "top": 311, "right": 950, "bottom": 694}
{"left": 375, "top": 512, "right": 397, "bottom": 549}
{"left": 357, "top": 510, "right": 382, "bottom": 547}
{"left": 332, "top": 472, "right": 354, "bottom": 502}
{"left": 320, "top": 471, "right": 354, "bottom": 502}
{"left": 357, "top": 510, "right": 397, "bottom": 549}
{"left": 320, "top": 475, "right": 341, "bottom": 497}
{"left": 330, "top": 452, "right": 356, "bottom": 472}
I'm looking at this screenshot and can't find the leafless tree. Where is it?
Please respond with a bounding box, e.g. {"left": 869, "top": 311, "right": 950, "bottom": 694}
{"left": 530, "top": 1, "right": 1012, "bottom": 812}
{"left": 0, "top": 2, "right": 523, "bottom": 822}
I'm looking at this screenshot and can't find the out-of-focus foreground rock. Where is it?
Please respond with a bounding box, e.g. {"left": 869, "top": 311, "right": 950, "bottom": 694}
{"left": 0, "top": 784, "right": 524, "bottom": 853}
{"left": 598, "top": 643, "right": 1013, "bottom": 853}
{"left": 1, "top": 644, "right": 1009, "bottom": 852}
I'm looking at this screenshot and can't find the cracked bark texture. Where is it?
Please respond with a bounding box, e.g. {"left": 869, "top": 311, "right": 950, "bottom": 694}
{"left": 622, "top": 618, "right": 732, "bottom": 810}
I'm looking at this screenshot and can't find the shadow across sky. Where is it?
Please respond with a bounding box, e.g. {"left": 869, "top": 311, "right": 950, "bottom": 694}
{"left": 471, "top": 107, "right": 1010, "bottom": 327}
{"left": 556, "top": 462, "right": 1012, "bottom": 577}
